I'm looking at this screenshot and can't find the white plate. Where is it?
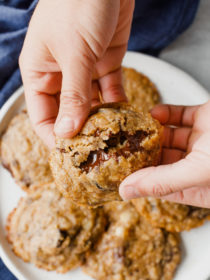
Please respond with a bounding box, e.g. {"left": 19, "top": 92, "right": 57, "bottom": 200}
{"left": 0, "top": 52, "right": 210, "bottom": 280}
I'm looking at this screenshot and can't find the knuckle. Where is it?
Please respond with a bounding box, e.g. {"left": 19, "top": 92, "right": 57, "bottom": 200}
{"left": 179, "top": 190, "right": 185, "bottom": 201}
{"left": 77, "top": 25, "right": 104, "bottom": 60}
{"left": 198, "top": 188, "right": 208, "bottom": 206}
{"left": 151, "top": 183, "right": 172, "bottom": 197}
{"left": 136, "top": 187, "right": 149, "bottom": 197}
{"left": 174, "top": 190, "right": 185, "bottom": 202}
{"left": 151, "top": 184, "right": 164, "bottom": 197}
{"left": 61, "top": 90, "right": 89, "bottom": 107}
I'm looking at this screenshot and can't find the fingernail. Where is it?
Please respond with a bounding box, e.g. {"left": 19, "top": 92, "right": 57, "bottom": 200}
{"left": 119, "top": 185, "right": 140, "bottom": 201}
{"left": 54, "top": 116, "right": 75, "bottom": 136}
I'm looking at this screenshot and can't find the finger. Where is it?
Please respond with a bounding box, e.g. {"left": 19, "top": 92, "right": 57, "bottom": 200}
{"left": 163, "top": 126, "right": 191, "bottom": 151}
{"left": 28, "top": 72, "right": 62, "bottom": 94}
{"left": 21, "top": 71, "right": 60, "bottom": 149}
{"left": 161, "top": 148, "right": 185, "bottom": 164}
{"left": 91, "top": 81, "right": 101, "bottom": 107}
{"left": 24, "top": 89, "right": 58, "bottom": 149}
{"left": 19, "top": 35, "right": 61, "bottom": 149}
{"left": 162, "top": 185, "right": 210, "bottom": 208}
{"left": 119, "top": 156, "right": 208, "bottom": 200}
{"left": 151, "top": 104, "right": 199, "bottom": 127}
{"left": 99, "top": 68, "right": 127, "bottom": 103}
{"left": 54, "top": 54, "right": 94, "bottom": 138}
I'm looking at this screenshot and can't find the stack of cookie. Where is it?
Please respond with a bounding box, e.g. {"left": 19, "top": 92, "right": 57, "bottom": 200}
{"left": 1, "top": 68, "right": 210, "bottom": 280}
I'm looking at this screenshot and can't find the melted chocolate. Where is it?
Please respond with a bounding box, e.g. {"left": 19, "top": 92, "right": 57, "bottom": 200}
{"left": 79, "top": 130, "right": 148, "bottom": 173}
{"left": 79, "top": 150, "right": 111, "bottom": 173}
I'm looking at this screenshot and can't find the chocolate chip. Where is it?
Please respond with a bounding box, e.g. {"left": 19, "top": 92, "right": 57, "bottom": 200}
{"left": 56, "top": 148, "right": 67, "bottom": 153}
{"left": 79, "top": 130, "right": 149, "bottom": 173}
{"left": 57, "top": 230, "right": 68, "bottom": 248}
{"left": 56, "top": 239, "right": 64, "bottom": 248}
{"left": 79, "top": 150, "right": 111, "bottom": 173}
{"left": 95, "top": 182, "right": 104, "bottom": 190}
{"left": 124, "top": 258, "right": 132, "bottom": 267}
{"left": 94, "top": 129, "right": 100, "bottom": 137}
{"left": 68, "top": 226, "right": 82, "bottom": 246}
{"left": 94, "top": 182, "right": 114, "bottom": 192}
{"left": 22, "top": 175, "right": 31, "bottom": 187}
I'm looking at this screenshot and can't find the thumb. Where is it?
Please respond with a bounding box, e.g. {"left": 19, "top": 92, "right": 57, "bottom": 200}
{"left": 119, "top": 158, "right": 206, "bottom": 200}
{"left": 54, "top": 56, "right": 93, "bottom": 138}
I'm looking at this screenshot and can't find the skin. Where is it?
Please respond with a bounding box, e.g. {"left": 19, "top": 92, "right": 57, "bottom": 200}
{"left": 19, "top": 0, "right": 134, "bottom": 148}
{"left": 120, "top": 102, "right": 210, "bottom": 208}
{"left": 20, "top": 0, "right": 210, "bottom": 208}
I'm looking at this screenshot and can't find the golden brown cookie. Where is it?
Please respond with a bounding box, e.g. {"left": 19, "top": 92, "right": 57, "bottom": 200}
{"left": 6, "top": 182, "right": 107, "bottom": 273}
{"left": 122, "top": 67, "right": 160, "bottom": 112}
{"left": 82, "top": 201, "right": 181, "bottom": 280}
{"left": 50, "top": 103, "right": 163, "bottom": 207}
{"left": 132, "top": 198, "right": 210, "bottom": 232}
{"left": 0, "top": 112, "right": 53, "bottom": 190}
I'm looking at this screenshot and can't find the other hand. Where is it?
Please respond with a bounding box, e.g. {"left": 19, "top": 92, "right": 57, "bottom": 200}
{"left": 120, "top": 101, "right": 210, "bottom": 208}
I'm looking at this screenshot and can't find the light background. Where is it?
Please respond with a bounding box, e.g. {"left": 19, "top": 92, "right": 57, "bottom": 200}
{"left": 161, "top": 0, "right": 210, "bottom": 93}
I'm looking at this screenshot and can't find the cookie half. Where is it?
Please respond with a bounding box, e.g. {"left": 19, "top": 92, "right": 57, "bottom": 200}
{"left": 82, "top": 201, "right": 181, "bottom": 280}
{"left": 0, "top": 112, "right": 53, "bottom": 190}
{"left": 132, "top": 198, "right": 210, "bottom": 232}
{"left": 123, "top": 67, "right": 160, "bottom": 112}
{"left": 6, "top": 182, "right": 107, "bottom": 272}
{"left": 50, "top": 103, "right": 163, "bottom": 206}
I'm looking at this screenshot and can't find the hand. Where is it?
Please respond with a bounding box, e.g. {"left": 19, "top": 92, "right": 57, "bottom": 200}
{"left": 119, "top": 101, "right": 210, "bottom": 208}
{"left": 19, "top": 0, "right": 134, "bottom": 148}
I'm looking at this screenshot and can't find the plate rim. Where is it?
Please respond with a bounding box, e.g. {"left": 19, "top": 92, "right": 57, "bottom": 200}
{"left": 0, "top": 86, "right": 24, "bottom": 122}
{"left": 124, "top": 51, "right": 209, "bottom": 99}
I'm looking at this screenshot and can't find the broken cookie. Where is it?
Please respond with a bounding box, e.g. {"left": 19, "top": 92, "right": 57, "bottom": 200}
{"left": 50, "top": 103, "right": 163, "bottom": 206}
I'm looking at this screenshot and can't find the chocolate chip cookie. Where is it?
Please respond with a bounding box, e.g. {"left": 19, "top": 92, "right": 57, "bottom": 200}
{"left": 123, "top": 67, "right": 160, "bottom": 112}
{"left": 82, "top": 201, "right": 181, "bottom": 280}
{"left": 132, "top": 198, "right": 210, "bottom": 232}
{"left": 50, "top": 103, "right": 163, "bottom": 206}
{"left": 0, "top": 112, "right": 53, "bottom": 190}
{"left": 6, "top": 182, "right": 107, "bottom": 272}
